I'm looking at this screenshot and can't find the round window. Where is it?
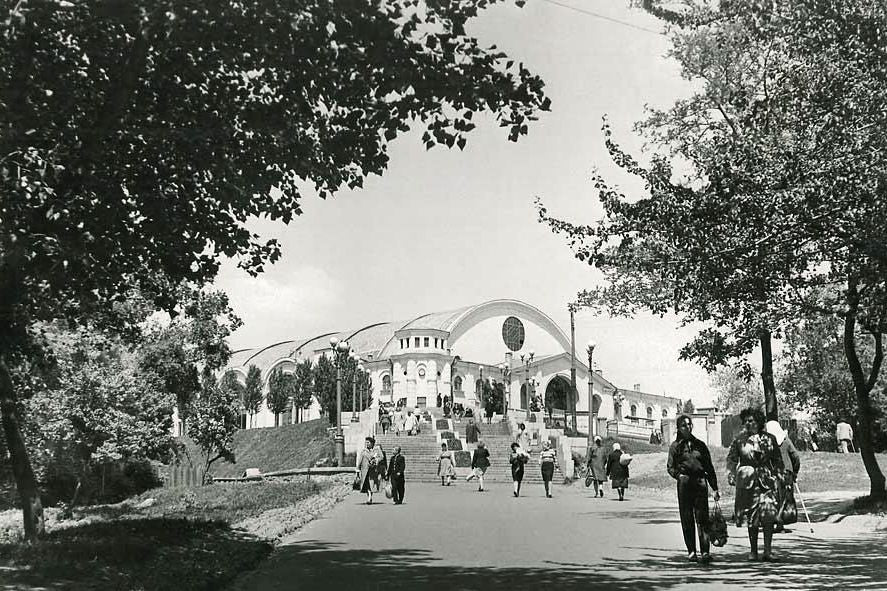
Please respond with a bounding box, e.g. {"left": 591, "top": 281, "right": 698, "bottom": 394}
{"left": 502, "top": 316, "right": 525, "bottom": 351}
{"left": 418, "top": 366, "right": 426, "bottom": 378}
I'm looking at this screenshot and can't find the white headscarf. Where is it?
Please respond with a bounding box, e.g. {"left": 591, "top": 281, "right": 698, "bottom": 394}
{"left": 766, "top": 420, "right": 786, "bottom": 445}
{"left": 612, "top": 442, "right": 621, "bottom": 451}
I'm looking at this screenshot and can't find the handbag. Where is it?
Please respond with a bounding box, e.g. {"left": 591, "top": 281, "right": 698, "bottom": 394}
{"left": 708, "top": 500, "right": 728, "bottom": 547}
{"left": 352, "top": 473, "right": 361, "bottom": 491}
{"left": 384, "top": 481, "right": 393, "bottom": 499}
{"left": 584, "top": 471, "right": 594, "bottom": 488}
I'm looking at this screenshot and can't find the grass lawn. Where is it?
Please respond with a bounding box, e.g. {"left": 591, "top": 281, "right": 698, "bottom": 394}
{"left": 629, "top": 448, "right": 887, "bottom": 495}
{"left": 0, "top": 479, "right": 341, "bottom": 590}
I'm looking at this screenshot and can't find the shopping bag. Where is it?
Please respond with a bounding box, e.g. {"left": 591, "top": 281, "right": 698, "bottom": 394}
{"left": 584, "top": 469, "right": 595, "bottom": 487}
{"left": 384, "top": 482, "right": 393, "bottom": 499}
{"left": 709, "top": 500, "right": 728, "bottom": 547}
{"left": 352, "top": 474, "right": 361, "bottom": 491}
{"left": 778, "top": 481, "right": 799, "bottom": 525}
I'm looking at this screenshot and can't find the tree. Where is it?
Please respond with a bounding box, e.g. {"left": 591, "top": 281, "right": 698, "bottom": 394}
{"left": 266, "top": 368, "right": 295, "bottom": 427}
{"left": 1, "top": 0, "right": 548, "bottom": 538}
{"left": 681, "top": 399, "right": 695, "bottom": 415}
{"left": 220, "top": 370, "right": 246, "bottom": 425}
{"left": 26, "top": 324, "right": 177, "bottom": 512}
{"left": 711, "top": 367, "right": 765, "bottom": 416}
{"left": 481, "top": 380, "right": 504, "bottom": 416}
{"left": 187, "top": 377, "right": 240, "bottom": 484}
{"left": 541, "top": 0, "right": 887, "bottom": 498}
{"left": 313, "top": 355, "right": 338, "bottom": 425}
{"left": 243, "top": 364, "right": 264, "bottom": 428}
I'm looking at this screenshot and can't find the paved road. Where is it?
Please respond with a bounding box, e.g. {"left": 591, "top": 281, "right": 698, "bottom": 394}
{"left": 231, "top": 481, "right": 887, "bottom": 590}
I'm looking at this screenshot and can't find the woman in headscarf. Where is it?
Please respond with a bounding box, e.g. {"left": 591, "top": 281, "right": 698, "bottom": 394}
{"left": 606, "top": 441, "right": 629, "bottom": 501}
{"left": 765, "top": 420, "right": 801, "bottom": 533}
{"left": 539, "top": 440, "right": 557, "bottom": 498}
{"left": 586, "top": 435, "right": 609, "bottom": 498}
{"left": 437, "top": 442, "right": 456, "bottom": 486}
{"left": 356, "top": 436, "right": 377, "bottom": 504}
{"left": 372, "top": 441, "right": 387, "bottom": 492}
{"left": 509, "top": 441, "right": 529, "bottom": 497}
{"left": 727, "top": 407, "right": 785, "bottom": 561}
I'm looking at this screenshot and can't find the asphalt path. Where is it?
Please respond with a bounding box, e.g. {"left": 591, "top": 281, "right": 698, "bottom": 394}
{"left": 231, "top": 480, "right": 887, "bottom": 591}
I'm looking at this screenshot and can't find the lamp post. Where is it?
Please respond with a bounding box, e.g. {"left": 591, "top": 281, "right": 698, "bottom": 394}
{"left": 586, "top": 340, "right": 596, "bottom": 450}
{"left": 568, "top": 303, "right": 579, "bottom": 434}
{"left": 330, "top": 336, "right": 350, "bottom": 466}
{"left": 498, "top": 361, "right": 511, "bottom": 420}
{"left": 358, "top": 363, "right": 365, "bottom": 412}
{"left": 520, "top": 350, "right": 534, "bottom": 421}
{"left": 350, "top": 351, "right": 361, "bottom": 422}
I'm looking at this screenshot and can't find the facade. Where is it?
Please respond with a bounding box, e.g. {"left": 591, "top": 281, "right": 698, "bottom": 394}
{"left": 212, "top": 299, "right": 681, "bottom": 436}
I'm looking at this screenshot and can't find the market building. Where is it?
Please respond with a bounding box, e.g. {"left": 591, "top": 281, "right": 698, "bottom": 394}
{"left": 209, "top": 299, "right": 682, "bottom": 439}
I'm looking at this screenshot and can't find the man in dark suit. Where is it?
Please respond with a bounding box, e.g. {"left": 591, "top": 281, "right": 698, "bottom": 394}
{"left": 388, "top": 446, "right": 406, "bottom": 504}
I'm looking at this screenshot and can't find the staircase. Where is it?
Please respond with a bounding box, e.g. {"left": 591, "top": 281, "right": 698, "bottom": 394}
{"left": 374, "top": 408, "right": 563, "bottom": 486}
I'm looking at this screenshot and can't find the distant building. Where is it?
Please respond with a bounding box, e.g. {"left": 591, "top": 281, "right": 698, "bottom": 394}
{"left": 200, "top": 299, "right": 680, "bottom": 437}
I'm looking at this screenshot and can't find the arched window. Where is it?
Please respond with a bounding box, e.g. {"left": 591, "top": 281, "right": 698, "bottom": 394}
{"left": 662, "top": 408, "right": 668, "bottom": 418}
{"left": 646, "top": 406, "right": 653, "bottom": 419}
{"left": 630, "top": 404, "right": 637, "bottom": 417}
{"left": 382, "top": 374, "right": 391, "bottom": 391}
{"left": 454, "top": 376, "right": 463, "bottom": 392}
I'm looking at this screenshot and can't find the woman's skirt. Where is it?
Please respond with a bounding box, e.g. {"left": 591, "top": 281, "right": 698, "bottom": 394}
{"left": 610, "top": 476, "right": 628, "bottom": 489}
{"left": 438, "top": 458, "right": 456, "bottom": 477}
{"left": 734, "top": 485, "right": 778, "bottom": 527}
{"left": 512, "top": 463, "right": 525, "bottom": 482}
{"left": 360, "top": 473, "right": 374, "bottom": 493}
{"left": 541, "top": 462, "right": 554, "bottom": 482}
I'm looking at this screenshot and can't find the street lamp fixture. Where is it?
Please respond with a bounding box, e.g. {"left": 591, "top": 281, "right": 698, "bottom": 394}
{"left": 349, "top": 350, "right": 361, "bottom": 423}
{"left": 586, "top": 340, "right": 596, "bottom": 450}
{"left": 498, "top": 361, "right": 511, "bottom": 420}
{"left": 357, "top": 362, "right": 365, "bottom": 412}
{"left": 330, "top": 336, "right": 351, "bottom": 466}
{"left": 520, "top": 350, "right": 535, "bottom": 420}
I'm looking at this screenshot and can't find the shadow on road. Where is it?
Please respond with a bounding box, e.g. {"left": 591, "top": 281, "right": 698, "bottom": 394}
{"left": 267, "top": 533, "right": 887, "bottom": 590}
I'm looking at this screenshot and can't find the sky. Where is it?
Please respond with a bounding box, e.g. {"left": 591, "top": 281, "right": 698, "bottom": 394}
{"left": 213, "top": 0, "right": 721, "bottom": 406}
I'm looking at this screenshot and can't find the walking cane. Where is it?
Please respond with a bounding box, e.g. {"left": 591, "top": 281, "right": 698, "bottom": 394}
{"left": 794, "top": 481, "right": 815, "bottom": 534}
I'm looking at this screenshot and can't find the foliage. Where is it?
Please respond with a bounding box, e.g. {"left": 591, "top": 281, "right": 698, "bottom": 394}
{"left": 0, "top": 0, "right": 548, "bottom": 537}
{"left": 266, "top": 368, "right": 295, "bottom": 427}
{"left": 710, "top": 366, "right": 769, "bottom": 416}
{"left": 481, "top": 380, "right": 504, "bottom": 415}
{"left": 779, "top": 313, "right": 887, "bottom": 451}
{"left": 313, "top": 355, "right": 338, "bottom": 425}
{"left": 23, "top": 324, "right": 177, "bottom": 509}
{"left": 220, "top": 371, "right": 245, "bottom": 407}
{"left": 290, "top": 359, "right": 314, "bottom": 424}
{"left": 540, "top": 0, "right": 887, "bottom": 497}
{"left": 242, "top": 365, "right": 263, "bottom": 428}
{"left": 680, "top": 399, "right": 695, "bottom": 415}
{"left": 187, "top": 379, "right": 240, "bottom": 484}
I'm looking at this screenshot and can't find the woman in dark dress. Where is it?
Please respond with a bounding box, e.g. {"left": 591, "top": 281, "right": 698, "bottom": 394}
{"left": 606, "top": 442, "right": 629, "bottom": 501}
{"left": 509, "top": 442, "right": 528, "bottom": 497}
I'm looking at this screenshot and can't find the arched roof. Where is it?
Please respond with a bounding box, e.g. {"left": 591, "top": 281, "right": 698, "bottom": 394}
{"left": 224, "top": 300, "right": 569, "bottom": 373}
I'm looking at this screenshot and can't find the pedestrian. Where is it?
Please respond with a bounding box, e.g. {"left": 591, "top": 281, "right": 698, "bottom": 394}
{"left": 387, "top": 446, "right": 406, "bottom": 504}
{"left": 540, "top": 440, "right": 557, "bottom": 498}
{"left": 667, "top": 414, "right": 720, "bottom": 563}
{"left": 586, "top": 435, "right": 608, "bottom": 498}
{"left": 395, "top": 407, "right": 405, "bottom": 437}
{"left": 465, "top": 417, "right": 481, "bottom": 444}
{"left": 405, "top": 410, "right": 418, "bottom": 435}
{"left": 437, "top": 442, "right": 456, "bottom": 486}
{"left": 836, "top": 419, "right": 854, "bottom": 453}
{"left": 356, "top": 436, "right": 377, "bottom": 504}
{"left": 509, "top": 442, "right": 529, "bottom": 497}
{"left": 444, "top": 398, "right": 452, "bottom": 418}
{"left": 766, "top": 420, "right": 801, "bottom": 533}
{"left": 372, "top": 441, "right": 387, "bottom": 492}
{"left": 437, "top": 393, "right": 443, "bottom": 408}
{"left": 380, "top": 410, "right": 391, "bottom": 435}
{"left": 606, "top": 442, "right": 629, "bottom": 501}
{"left": 515, "top": 422, "right": 531, "bottom": 451}
{"left": 485, "top": 402, "right": 494, "bottom": 425}
{"left": 466, "top": 440, "right": 490, "bottom": 491}
{"left": 727, "top": 407, "right": 785, "bottom": 561}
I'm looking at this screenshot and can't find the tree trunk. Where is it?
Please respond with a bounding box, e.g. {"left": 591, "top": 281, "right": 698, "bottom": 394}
{"left": 759, "top": 329, "right": 779, "bottom": 422}
{"left": 843, "top": 278, "right": 886, "bottom": 500}
{"left": 0, "top": 358, "right": 45, "bottom": 540}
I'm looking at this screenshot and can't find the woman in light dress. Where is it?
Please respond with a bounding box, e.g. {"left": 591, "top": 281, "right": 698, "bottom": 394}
{"left": 437, "top": 442, "right": 456, "bottom": 486}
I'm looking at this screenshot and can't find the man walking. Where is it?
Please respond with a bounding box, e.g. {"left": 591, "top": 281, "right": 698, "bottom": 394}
{"left": 388, "top": 446, "right": 406, "bottom": 504}
{"left": 667, "top": 414, "right": 720, "bottom": 563}
{"left": 836, "top": 419, "right": 854, "bottom": 453}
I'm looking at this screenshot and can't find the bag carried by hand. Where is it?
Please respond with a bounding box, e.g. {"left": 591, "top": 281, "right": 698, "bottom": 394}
{"left": 384, "top": 481, "right": 393, "bottom": 499}
{"left": 352, "top": 473, "right": 361, "bottom": 491}
{"left": 584, "top": 471, "right": 595, "bottom": 487}
{"left": 778, "top": 481, "right": 799, "bottom": 526}
{"left": 708, "top": 500, "right": 728, "bottom": 547}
